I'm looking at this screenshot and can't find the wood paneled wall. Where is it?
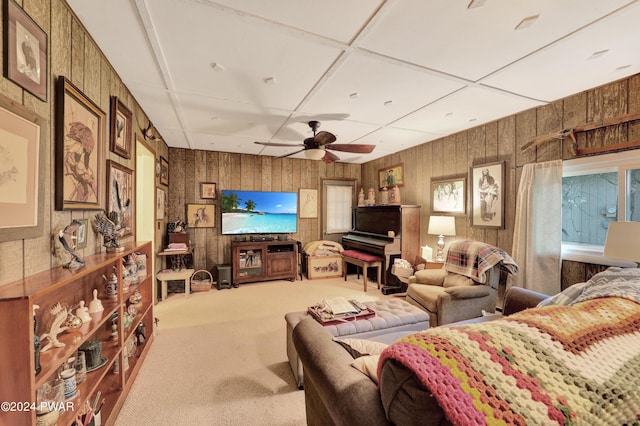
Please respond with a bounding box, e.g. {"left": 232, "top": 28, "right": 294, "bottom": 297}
{"left": 0, "top": 0, "right": 168, "bottom": 286}
{"left": 362, "top": 74, "right": 640, "bottom": 289}
{"left": 167, "top": 149, "right": 360, "bottom": 270}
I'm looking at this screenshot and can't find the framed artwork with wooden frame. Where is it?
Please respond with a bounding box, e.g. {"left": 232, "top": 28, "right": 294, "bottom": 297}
{"left": 110, "top": 96, "right": 132, "bottom": 159}
{"left": 107, "top": 160, "right": 135, "bottom": 237}
{"left": 200, "top": 182, "right": 216, "bottom": 199}
{"left": 431, "top": 176, "right": 466, "bottom": 215}
{"left": 0, "top": 93, "right": 46, "bottom": 242}
{"left": 378, "top": 163, "right": 404, "bottom": 190}
{"left": 3, "top": 0, "right": 48, "bottom": 101}
{"left": 186, "top": 203, "right": 215, "bottom": 228}
{"left": 299, "top": 188, "right": 318, "bottom": 218}
{"left": 470, "top": 161, "right": 505, "bottom": 228}
{"left": 74, "top": 218, "right": 89, "bottom": 249}
{"left": 55, "top": 76, "right": 106, "bottom": 210}
{"left": 159, "top": 155, "right": 169, "bottom": 186}
{"left": 156, "top": 187, "right": 166, "bottom": 220}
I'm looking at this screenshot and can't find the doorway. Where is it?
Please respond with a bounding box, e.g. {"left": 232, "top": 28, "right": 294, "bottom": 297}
{"left": 136, "top": 139, "right": 156, "bottom": 299}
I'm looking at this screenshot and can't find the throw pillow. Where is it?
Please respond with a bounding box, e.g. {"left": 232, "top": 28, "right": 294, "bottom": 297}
{"left": 351, "top": 355, "right": 381, "bottom": 385}
{"left": 334, "top": 337, "right": 388, "bottom": 358}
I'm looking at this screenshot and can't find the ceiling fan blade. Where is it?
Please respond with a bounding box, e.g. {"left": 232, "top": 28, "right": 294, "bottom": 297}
{"left": 314, "top": 131, "right": 336, "bottom": 146}
{"left": 326, "top": 144, "right": 375, "bottom": 154}
{"left": 277, "top": 148, "right": 306, "bottom": 159}
{"left": 322, "top": 150, "right": 340, "bottom": 163}
{"left": 254, "top": 141, "right": 304, "bottom": 148}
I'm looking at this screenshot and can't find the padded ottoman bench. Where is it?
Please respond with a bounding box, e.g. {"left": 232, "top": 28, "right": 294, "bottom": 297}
{"left": 285, "top": 298, "right": 430, "bottom": 388}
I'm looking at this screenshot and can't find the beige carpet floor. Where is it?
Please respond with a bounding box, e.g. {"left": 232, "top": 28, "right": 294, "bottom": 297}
{"left": 114, "top": 275, "right": 392, "bottom": 425}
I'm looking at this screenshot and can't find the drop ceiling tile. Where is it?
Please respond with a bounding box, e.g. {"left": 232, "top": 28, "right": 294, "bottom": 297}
{"left": 358, "top": 0, "right": 635, "bottom": 81}
{"left": 482, "top": 2, "right": 640, "bottom": 101}
{"left": 146, "top": 1, "right": 344, "bottom": 110}
{"left": 210, "top": 0, "right": 384, "bottom": 43}
{"left": 393, "top": 86, "right": 544, "bottom": 135}
{"left": 302, "top": 51, "right": 466, "bottom": 125}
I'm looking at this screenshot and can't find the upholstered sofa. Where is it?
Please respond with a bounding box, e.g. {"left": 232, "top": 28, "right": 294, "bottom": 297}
{"left": 293, "top": 286, "right": 546, "bottom": 425}
{"left": 293, "top": 269, "right": 640, "bottom": 425}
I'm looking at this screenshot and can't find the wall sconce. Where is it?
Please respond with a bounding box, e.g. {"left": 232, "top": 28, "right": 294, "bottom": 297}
{"left": 428, "top": 216, "right": 456, "bottom": 261}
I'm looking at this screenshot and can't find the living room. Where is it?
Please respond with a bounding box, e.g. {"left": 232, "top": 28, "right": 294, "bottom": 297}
{"left": 1, "top": 1, "right": 640, "bottom": 425}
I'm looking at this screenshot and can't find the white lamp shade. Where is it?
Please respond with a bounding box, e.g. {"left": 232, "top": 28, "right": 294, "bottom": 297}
{"left": 304, "top": 149, "right": 325, "bottom": 160}
{"left": 604, "top": 221, "right": 640, "bottom": 262}
{"left": 428, "top": 216, "right": 456, "bottom": 236}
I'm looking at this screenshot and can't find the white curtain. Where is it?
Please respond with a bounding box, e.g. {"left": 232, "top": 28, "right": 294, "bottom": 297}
{"left": 511, "top": 160, "right": 563, "bottom": 295}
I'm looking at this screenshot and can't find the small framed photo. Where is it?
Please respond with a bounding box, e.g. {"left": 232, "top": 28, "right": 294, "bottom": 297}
{"left": 107, "top": 160, "right": 135, "bottom": 237}
{"left": 299, "top": 188, "right": 318, "bottom": 218}
{"left": 55, "top": 76, "right": 106, "bottom": 210}
{"left": 75, "top": 218, "right": 89, "bottom": 249}
{"left": 159, "top": 156, "right": 169, "bottom": 186}
{"left": 110, "top": 96, "right": 132, "bottom": 159}
{"left": 470, "top": 161, "right": 505, "bottom": 228}
{"left": 186, "top": 203, "right": 215, "bottom": 228}
{"left": 200, "top": 182, "right": 217, "bottom": 199}
{"left": 378, "top": 163, "right": 404, "bottom": 190}
{"left": 431, "top": 177, "right": 466, "bottom": 215}
{"left": 3, "top": 0, "right": 48, "bottom": 101}
{"left": 156, "top": 187, "right": 166, "bottom": 220}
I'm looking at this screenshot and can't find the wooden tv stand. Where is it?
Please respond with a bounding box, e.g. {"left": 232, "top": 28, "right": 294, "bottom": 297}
{"left": 231, "top": 240, "right": 298, "bottom": 285}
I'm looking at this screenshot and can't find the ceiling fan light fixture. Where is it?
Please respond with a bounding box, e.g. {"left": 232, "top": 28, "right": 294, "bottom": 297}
{"left": 305, "top": 148, "right": 325, "bottom": 160}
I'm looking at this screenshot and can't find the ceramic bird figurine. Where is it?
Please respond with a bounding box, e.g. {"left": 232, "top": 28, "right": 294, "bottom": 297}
{"left": 57, "top": 220, "right": 85, "bottom": 268}
{"left": 94, "top": 210, "right": 125, "bottom": 252}
{"left": 39, "top": 302, "right": 69, "bottom": 352}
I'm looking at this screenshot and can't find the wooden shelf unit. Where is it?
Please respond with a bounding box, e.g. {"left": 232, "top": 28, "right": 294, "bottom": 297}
{"left": 232, "top": 240, "right": 298, "bottom": 285}
{"left": 0, "top": 241, "right": 153, "bottom": 426}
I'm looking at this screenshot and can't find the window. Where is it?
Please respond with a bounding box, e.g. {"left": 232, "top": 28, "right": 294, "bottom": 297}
{"left": 562, "top": 150, "right": 640, "bottom": 265}
{"left": 322, "top": 179, "right": 355, "bottom": 235}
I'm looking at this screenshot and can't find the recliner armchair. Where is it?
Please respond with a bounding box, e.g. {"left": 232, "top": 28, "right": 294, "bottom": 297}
{"left": 405, "top": 240, "right": 517, "bottom": 326}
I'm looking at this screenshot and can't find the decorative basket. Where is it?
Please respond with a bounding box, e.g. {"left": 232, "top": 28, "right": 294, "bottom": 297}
{"left": 190, "top": 270, "right": 213, "bottom": 292}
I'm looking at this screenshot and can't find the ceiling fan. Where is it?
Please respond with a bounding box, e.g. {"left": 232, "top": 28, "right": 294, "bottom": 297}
{"left": 254, "top": 121, "right": 375, "bottom": 163}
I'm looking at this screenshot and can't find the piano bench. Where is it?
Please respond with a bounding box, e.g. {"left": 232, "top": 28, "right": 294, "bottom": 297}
{"left": 341, "top": 249, "right": 384, "bottom": 292}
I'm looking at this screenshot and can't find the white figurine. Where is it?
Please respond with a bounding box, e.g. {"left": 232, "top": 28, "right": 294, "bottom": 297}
{"left": 88, "top": 289, "right": 104, "bottom": 314}
{"left": 75, "top": 300, "right": 91, "bottom": 323}
{"left": 39, "top": 303, "right": 69, "bottom": 352}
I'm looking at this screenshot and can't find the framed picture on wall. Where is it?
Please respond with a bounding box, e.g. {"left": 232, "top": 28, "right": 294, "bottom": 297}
{"left": 159, "top": 156, "right": 169, "bottom": 186}
{"left": 110, "top": 96, "right": 132, "bottom": 159}
{"left": 186, "top": 203, "right": 215, "bottom": 228}
{"left": 3, "top": 0, "right": 48, "bottom": 101}
{"left": 470, "top": 161, "right": 505, "bottom": 228}
{"left": 156, "top": 187, "right": 166, "bottom": 220}
{"left": 74, "top": 218, "right": 89, "bottom": 249}
{"left": 55, "top": 76, "right": 106, "bottom": 210}
{"left": 378, "top": 163, "right": 404, "bottom": 190}
{"left": 200, "top": 182, "right": 216, "bottom": 199}
{"left": 0, "top": 93, "right": 46, "bottom": 242}
{"left": 431, "top": 177, "right": 466, "bottom": 215}
{"left": 299, "top": 188, "right": 318, "bottom": 218}
{"left": 107, "top": 160, "right": 135, "bottom": 237}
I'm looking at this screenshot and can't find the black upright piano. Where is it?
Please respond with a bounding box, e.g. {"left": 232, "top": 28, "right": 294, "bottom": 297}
{"left": 342, "top": 205, "right": 421, "bottom": 294}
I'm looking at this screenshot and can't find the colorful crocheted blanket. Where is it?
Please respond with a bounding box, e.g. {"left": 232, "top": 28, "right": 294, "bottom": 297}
{"left": 444, "top": 239, "right": 518, "bottom": 284}
{"left": 379, "top": 296, "right": 640, "bottom": 425}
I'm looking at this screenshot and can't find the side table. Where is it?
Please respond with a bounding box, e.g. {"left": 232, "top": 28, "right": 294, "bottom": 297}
{"left": 157, "top": 268, "right": 195, "bottom": 301}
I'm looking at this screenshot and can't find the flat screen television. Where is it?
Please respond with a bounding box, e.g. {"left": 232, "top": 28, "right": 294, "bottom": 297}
{"left": 221, "top": 190, "right": 298, "bottom": 235}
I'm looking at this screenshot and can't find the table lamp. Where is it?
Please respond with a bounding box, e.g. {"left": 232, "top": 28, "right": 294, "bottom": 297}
{"left": 603, "top": 221, "right": 640, "bottom": 265}
{"left": 428, "top": 216, "right": 456, "bottom": 261}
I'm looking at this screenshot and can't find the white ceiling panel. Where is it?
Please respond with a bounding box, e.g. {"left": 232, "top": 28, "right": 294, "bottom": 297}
{"left": 393, "top": 87, "right": 544, "bottom": 134}
{"left": 302, "top": 51, "right": 466, "bottom": 125}
{"left": 211, "top": 0, "right": 385, "bottom": 43}
{"left": 65, "top": 0, "right": 640, "bottom": 164}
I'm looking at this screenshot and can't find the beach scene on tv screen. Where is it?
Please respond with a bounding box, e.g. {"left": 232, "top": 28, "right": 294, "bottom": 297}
{"left": 222, "top": 190, "right": 297, "bottom": 234}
